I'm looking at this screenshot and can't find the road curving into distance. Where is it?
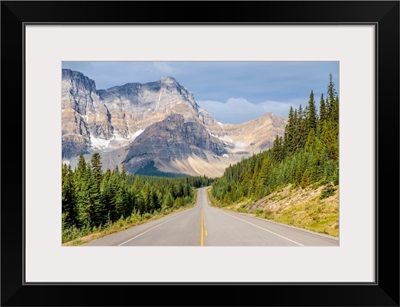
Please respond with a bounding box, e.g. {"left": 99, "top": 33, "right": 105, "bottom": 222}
{"left": 83, "top": 187, "right": 339, "bottom": 246}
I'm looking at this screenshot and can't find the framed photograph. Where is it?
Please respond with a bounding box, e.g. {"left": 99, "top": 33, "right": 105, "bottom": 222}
{"left": 1, "top": 1, "right": 399, "bottom": 306}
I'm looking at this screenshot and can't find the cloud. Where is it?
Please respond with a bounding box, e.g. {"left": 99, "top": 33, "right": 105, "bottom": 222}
{"left": 152, "top": 62, "right": 176, "bottom": 75}
{"left": 197, "top": 97, "right": 304, "bottom": 124}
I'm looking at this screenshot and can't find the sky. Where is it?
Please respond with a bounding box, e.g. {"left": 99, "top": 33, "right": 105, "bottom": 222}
{"left": 62, "top": 61, "right": 339, "bottom": 124}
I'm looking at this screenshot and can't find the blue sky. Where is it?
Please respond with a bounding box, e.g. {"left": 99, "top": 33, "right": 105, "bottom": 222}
{"left": 62, "top": 61, "right": 339, "bottom": 124}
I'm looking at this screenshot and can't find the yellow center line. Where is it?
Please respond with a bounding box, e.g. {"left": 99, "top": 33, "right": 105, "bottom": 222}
{"left": 203, "top": 216, "right": 208, "bottom": 236}
{"left": 200, "top": 208, "right": 204, "bottom": 246}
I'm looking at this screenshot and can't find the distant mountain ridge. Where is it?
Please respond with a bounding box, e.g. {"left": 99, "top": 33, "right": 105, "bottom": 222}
{"left": 62, "top": 69, "right": 286, "bottom": 177}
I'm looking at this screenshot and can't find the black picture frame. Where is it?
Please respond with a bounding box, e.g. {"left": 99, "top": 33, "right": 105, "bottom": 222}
{"left": 1, "top": 1, "right": 399, "bottom": 306}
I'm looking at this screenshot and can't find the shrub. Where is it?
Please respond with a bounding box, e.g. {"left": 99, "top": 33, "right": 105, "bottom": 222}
{"left": 320, "top": 183, "right": 335, "bottom": 199}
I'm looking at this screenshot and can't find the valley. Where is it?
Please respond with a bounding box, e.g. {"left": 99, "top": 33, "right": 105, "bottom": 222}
{"left": 61, "top": 66, "right": 339, "bottom": 246}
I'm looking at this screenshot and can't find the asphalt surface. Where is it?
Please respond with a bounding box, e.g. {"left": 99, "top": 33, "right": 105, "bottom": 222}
{"left": 84, "top": 187, "right": 339, "bottom": 246}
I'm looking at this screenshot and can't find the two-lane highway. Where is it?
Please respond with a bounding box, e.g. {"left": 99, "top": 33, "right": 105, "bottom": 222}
{"left": 84, "top": 187, "right": 338, "bottom": 246}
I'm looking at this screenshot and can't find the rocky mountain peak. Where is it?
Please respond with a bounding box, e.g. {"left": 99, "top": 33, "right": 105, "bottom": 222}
{"left": 62, "top": 69, "right": 286, "bottom": 177}
{"left": 164, "top": 113, "right": 185, "bottom": 123}
{"left": 123, "top": 112, "right": 227, "bottom": 174}
{"left": 160, "top": 76, "right": 194, "bottom": 100}
{"left": 62, "top": 68, "right": 96, "bottom": 93}
{"left": 161, "top": 76, "right": 178, "bottom": 85}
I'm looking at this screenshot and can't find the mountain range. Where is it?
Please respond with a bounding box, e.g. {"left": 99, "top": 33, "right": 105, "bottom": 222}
{"left": 62, "top": 69, "right": 286, "bottom": 177}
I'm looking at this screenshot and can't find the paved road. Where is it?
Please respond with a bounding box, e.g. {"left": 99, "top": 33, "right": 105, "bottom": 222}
{"left": 84, "top": 187, "right": 339, "bottom": 246}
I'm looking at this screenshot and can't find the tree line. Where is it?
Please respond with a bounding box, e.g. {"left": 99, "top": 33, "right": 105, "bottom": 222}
{"left": 62, "top": 153, "right": 213, "bottom": 233}
{"left": 211, "top": 74, "right": 339, "bottom": 204}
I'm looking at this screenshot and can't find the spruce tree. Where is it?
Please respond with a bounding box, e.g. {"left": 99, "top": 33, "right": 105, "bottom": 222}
{"left": 75, "top": 153, "right": 87, "bottom": 179}
{"left": 75, "top": 172, "right": 91, "bottom": 228}
{"left": 284, "top": 106, "right": 295, "bottom": 155}
{"left": 87, "top": 166, "right": 104, "bottom": 226}
{"left": 330, "top": 96, "right": 339, "bottom": 126}
{"left": 306, "top": 90, "right": 317, "bottom": 132}
{"left": 91, "top": 153, "right": 103, "bottom": 187}
{"left": 108, "top": 167, "right": 121, "bottom": 221}
{"left": 121, "top": 165, "right": 127, "bottom": 179}
{"left": 62, "top": 164, "right": 76, "bottom": 227}
{"left": 115, "top": 181, "right": 130, "bottom": 218}
{"left": 162, "top": 191, "right": 174, "bottom": 210}
{"left": 100, "top": 169, "right": 113, "bottom": 224}
{"left": 327, "top": 73, "right": 337, "bottom": 116}
{"left": 319, "top": 94, "right": 327, "bottom": 124}
{"left": 297, "top": 104, "right": 308, "bottom": 150}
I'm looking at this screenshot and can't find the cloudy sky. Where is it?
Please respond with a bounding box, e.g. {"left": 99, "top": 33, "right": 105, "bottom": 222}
{"left": 62, "top": 61, "right": 339, "bottom": 124}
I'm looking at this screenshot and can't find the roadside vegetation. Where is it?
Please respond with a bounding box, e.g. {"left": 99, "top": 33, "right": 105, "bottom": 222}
{"left": 63, "top": 191, "right": 199, "bottom": 246}
{"left": 208, "top": 184, "right": 338, "bottom": 237}
{"left": 62, "top": 155, "right": 212, "bottom": 245}
{"left": 210, "top": 75, "right": 339, "bottom": 236}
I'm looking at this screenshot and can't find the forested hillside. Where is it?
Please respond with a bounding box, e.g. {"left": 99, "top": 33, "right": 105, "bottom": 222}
{"left": 211, "top": 75, "right": 339, "bottom": 206}
{"left": 62, "top": 153, "right": 212, "bottom": 243}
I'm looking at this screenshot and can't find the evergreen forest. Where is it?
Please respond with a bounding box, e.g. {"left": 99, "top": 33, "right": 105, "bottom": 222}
{"left": 211, "top": 74, "right": 339, "bottom": 204}
{"left": 62, "top": 154, "right": 212, "bottom": 243}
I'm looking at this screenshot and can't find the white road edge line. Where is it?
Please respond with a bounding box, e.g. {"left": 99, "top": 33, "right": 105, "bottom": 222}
{"left": 216, "top": 209, "right": 304, "bottom": 246}
{"left": 243, "top": 211, "right": 339, "bottom": 241}
{"left": 118, "top": 215, "right": 180, "bottom": 246}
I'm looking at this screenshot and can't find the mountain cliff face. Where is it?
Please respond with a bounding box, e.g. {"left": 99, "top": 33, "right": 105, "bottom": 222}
{"left": 222, "top": 112, "right": 286, "bottom": 153}
{"left": 62, "top": 69, "right": 286, "bottom": 177}
{"left": 62, "top": 69, "right": 113, "bottom": 158}
{"left": 123, "top": 114, "right": 227, "bottom": 173}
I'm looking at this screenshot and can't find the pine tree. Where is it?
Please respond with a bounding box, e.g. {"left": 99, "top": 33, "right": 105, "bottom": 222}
{"left": 319, "top": 94, "right": 327, "bottom": 124}
{"left": 162, "top": 191, "right": 174, "bottom": 209}
{"left": 140, "top": 181, "right": 151, "bottom": 213}
{"left": 306, "top": 90, "right": 317, "bottom": 132}
{"left": 121, "top": 165, "right": 127, "bottom": 179}
{"left": 150, "top": 188, "right": 161, "bottom": 212}
{"left": 100, "top": 169, "right": 113, "bottom": 224}
{"left": 108, "top": 167, "right": 121, "bottom": 221}
{"left": 297, "top": 104, "right": 308, "bottom": 150}
{"left": 297, "top": 103, "right": 303, "bottom": 121}
{"left": 85, "top": 166, "right": 104, "bottom": 226}
{"left": 284, "top": 106, "right": 295, "bottom": 155}
{"left": 115, "top": 180, "right": 130, "bottom": 218}
{"left": 62, "top": 164, "right": 76, "bottom": 227}
{"left": 75, "top": 153, "right": 87, "bottom": 179}
{"left": 91, "top": 153, "right": 103, "bottom": 187}
{"left": 112, "top": 165, "right": 119, "bottom": 175}
{"left": 75, "top": 170, "right": 91, "bottom": 228}
{"left": 327, "top": 73, "right": 337, "bottom": 116}
{"left": 330, "top": 96, "right": 339, "bottom": 126}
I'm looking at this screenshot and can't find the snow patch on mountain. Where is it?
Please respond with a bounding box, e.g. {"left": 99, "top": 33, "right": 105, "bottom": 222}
{"left": 90, "top": 129, "right": 145, "bottom": 151}
{"left": 235, "top": 141, "right": 247, "bottom": 150}
{"left": 91, "top": 136, "right": 111, "bottom": 150}
{"left": 220, "top": 135, "right": 233, "bottom": 143}
{"left": 133, "top": 129, "right": 144, "bottom": 138}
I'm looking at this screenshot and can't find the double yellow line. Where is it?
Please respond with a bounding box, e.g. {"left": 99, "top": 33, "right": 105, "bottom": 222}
{"left": 200, "top": 208, "right": 207, "bottom": 246}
